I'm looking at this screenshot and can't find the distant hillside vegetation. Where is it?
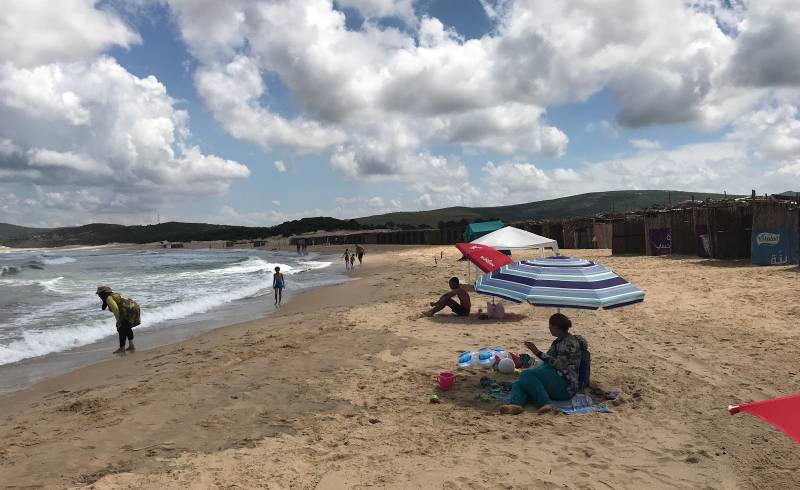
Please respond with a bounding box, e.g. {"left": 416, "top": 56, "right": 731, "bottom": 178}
{"left": 0, "top": 223, "right": 49, "bottom": 241}
{"left": 0, "top": 217, "right": 367, "bottom": 248}
{"left": 2, "top": 190, "right": 736, "bottom": 247}
{"left": 356, "top": 190, "right": 730, "bottom": 227}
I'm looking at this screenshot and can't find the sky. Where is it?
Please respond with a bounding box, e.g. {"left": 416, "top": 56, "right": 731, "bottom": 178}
{"left": 1, "top": 0, "right": 799, "bottom": 227}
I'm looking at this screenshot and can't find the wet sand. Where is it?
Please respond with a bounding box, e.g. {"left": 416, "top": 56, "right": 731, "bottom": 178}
{"left": 0, "top": 246, "right": 798, "bottom": 489}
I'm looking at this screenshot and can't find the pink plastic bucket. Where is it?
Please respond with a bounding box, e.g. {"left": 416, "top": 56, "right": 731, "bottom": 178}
{"left": 438, "top": 372, "right": 455, "bottom": 391}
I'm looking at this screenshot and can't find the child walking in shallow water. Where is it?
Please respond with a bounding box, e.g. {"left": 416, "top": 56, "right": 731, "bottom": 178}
{"left": 273, "top": 266, "right": 284, "bottom": 306}
{"left": 349, "top": 252, "right": 356, "bottom": 269}
{"left": 343, "top": 249, "right": 350, "bottom": 270}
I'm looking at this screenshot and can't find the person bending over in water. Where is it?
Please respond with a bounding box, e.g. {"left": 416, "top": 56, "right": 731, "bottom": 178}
{"left": 499, "top": 313, "right": 587, "bottom": 415}
{"left": 96, "top": 285, "right": 141, "bottom": 354}
{"left": 423, "top": 277, "right": 471, "bottom": 317}
{"left": 273, "top": 266, "right": 285, "bottom": 306}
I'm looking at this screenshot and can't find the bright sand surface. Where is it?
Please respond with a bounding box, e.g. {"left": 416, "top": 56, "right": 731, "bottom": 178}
{"left": 0, "top": 246, "right": 798, "bottom": 489}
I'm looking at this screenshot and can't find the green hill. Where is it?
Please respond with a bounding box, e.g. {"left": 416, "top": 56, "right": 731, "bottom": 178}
{"left": 0, "top": 223, "right": 49, "bottom": 241}
{"left": 356, "top": 190, "right": 730, "bottom": 227}
{"left": 0, "top": 217, "right": 367, "bottom": 248}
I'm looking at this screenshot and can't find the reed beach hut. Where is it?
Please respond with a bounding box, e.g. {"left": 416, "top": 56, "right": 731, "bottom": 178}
{"left": 593, "top": 221, "right": 614, "bottom": 249}
{"left": 612, "top": 217, "right": 645, "bottom": 255}
{"left": 643, "top": 211, "right": 672, "bottom": 256}
{"left": 562, "top": 218, "right": 595, "bottom": 249}
{"left": 669, "top": 208, "right": 696, "bottom": 255}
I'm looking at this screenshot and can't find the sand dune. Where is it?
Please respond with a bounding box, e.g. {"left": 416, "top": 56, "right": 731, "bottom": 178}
{"left": 0, "top": 246, "right": 798, "bottom": 489}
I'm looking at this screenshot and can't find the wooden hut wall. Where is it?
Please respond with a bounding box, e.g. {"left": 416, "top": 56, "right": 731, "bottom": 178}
{"left": 708, "top": 206, "right": 752, "bottom": 259}
{"left": 439, "top": 226, "right": 466, "bottom": 244}
{"left": 752, "top": 201, "right": 800, "bottom": 228}
{"left": 612, "top": 218, "right": 645, "bottom": 254}
{"left": 593, "top": 223, "right": 613, "bottom": 249}
{"left": 692, "top": 208, "right": 711, "bottom": 257}
{"left": 542, "top": 222, "right": 565, "bottom": 249}
{"left": 512, "top": 221, "right": 545, "bottom": 236}
{"left": 562, "top": 220, "right": 576, "bottom": 249}
{"left": 576, "top": 220, "right": 595, "bottom": 249}
{"left": 423, "top": 229, "right": 442, "bottom": 245}
{"left": 643, "top": 213, "right": 671, "bottom": 255}
{"left": 669, "top": 209, "right": 696, "bottom": 255}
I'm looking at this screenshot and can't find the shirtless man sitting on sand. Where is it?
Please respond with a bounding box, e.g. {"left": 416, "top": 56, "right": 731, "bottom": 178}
{"left": 423, "top": 277, "right": 471, "bottom": 317}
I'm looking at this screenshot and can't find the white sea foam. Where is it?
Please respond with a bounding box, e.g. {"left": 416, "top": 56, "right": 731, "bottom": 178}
{"left": 0, "top": 319, "right": 110, "bottom": 365}
{"left": 0, "top": 249, "right": 338, "bottom": 367}
{"left": 297, "top": 260, "right": 333, "bottom": 271}
{"left": 0, "top": 279, "right": 270, "bottom": 366}
{"left": 39, "top": 256, "right": 77, "bottom": 265}
{"left": 0, "top": 276, "right": 65, "bottom": 292}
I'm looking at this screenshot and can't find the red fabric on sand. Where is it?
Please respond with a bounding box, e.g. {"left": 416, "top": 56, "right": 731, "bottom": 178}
{"left": 729, "top": 393, "right": 800, "bottom": 444}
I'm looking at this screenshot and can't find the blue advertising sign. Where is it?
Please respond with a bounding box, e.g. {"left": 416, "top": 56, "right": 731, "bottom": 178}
{"left": 751, "top": 228, "right": 800, "bottom": 266}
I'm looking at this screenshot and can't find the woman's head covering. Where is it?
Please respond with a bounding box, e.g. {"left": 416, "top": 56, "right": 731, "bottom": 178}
{"left": 96, "top": 285, "right": 112, "bottom": 296}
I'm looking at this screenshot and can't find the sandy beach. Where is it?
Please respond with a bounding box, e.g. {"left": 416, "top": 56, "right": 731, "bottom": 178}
{"left": 0, "top": 246, "right": 798, "bottom": 489}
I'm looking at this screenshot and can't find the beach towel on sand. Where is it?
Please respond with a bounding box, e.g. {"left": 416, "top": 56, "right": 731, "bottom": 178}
{"left": 477, "top": 377, "right": 613, "bottom": 414}
{"left": 552, "top": 394, "right": 612, "bottom": 415}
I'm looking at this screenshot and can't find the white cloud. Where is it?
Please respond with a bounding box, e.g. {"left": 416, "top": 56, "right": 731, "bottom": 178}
{"left": 274, "top": 160, "right": 287, "bottom": 172}
{"left": 193, "top": 56, "right": 346, "bottom": 152}
{"left": 5, "top": 0, "right": 800, "bottom": 225}
{"left": 216, "top": 205, "right": 294, "bottom": 226}
{"left": 0, "top": 56, "right": 250, "bottom": 227}
{"left": 629, "top": 138, "right": 662, "bottom": 150}
{"left": 271, "top": 200, "right": 281, "bottom": 206}
{"left": 0, "top": 0, "right": 140, "bottom": 67}
{"left": 164, "top": 0, "right": 579, "bottom": 180}
{"left": 333, "top": 195, "right": 399, "bottom": 217}
{"left": 156, "top": 0, "right": 800, "bottom": 195}
{"left": 729, "top": 0, "right": 800, "bottom": 87}
{"left": 729, "top": 103, "right": 800, "bottom": 161}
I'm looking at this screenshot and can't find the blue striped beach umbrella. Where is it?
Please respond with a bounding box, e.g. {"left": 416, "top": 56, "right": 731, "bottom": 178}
{"left": 474, "top": 256, "right": 644, "bottom": 310}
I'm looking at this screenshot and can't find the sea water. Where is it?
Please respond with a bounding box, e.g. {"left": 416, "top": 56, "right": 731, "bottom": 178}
{"left": 0, "top": 248, "right": 343, "bottom": 370}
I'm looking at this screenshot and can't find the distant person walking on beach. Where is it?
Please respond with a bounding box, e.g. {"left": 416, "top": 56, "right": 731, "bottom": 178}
{"left": 343, "top": 249, "right": 351, "bottom": 270}
{"left": 96, "top": 285, "right": 141, "bottom": 354}
{"left": 355, "top": 244, "right": 365, "bottom": 265}
{"left": 349, "top": 252, "right": 356, "bottom": 269}
{"left": 296, "top": 241, "right": 301, "bottom": 255}
{"left": 273, "top": 266, "right": 285, "bottom": 306}
{"left": 423, "top": 277, "right": 471, "bottom": 317}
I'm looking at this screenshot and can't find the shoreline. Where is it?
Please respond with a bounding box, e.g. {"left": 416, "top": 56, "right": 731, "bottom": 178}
{"left": 0, "top": 260, "right": 365, "bottom": 401}
{"left": 0, "top": 248, "right": 350, "bottom": 395}
{"left": 1, "top": 246, "right": 798, "bottom": 489}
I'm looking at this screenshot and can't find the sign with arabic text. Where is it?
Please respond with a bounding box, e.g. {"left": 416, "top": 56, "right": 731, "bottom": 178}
{"left": 751, "top": 228, "right": 799, "bottom": 266}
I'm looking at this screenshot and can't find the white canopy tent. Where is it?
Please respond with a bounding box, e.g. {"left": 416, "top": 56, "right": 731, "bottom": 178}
{"left": 471, "top": 226, "right": 559, "bottom": 255}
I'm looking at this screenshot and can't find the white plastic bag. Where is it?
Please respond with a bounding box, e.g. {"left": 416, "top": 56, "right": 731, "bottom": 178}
{"left": 487, "top": 302, "right": 505, "bottom": 319}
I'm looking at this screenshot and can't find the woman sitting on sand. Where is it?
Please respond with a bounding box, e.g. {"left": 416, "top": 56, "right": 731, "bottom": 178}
{"left": 499, "top": 313, "right": 587, "bottom": 415}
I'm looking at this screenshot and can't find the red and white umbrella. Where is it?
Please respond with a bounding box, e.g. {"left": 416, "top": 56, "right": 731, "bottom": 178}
{"left": 455, "top": 242, "right": 513, "bottom": 273}
{"left": 729, "top": 393, "right": 800, "bottom": 443}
